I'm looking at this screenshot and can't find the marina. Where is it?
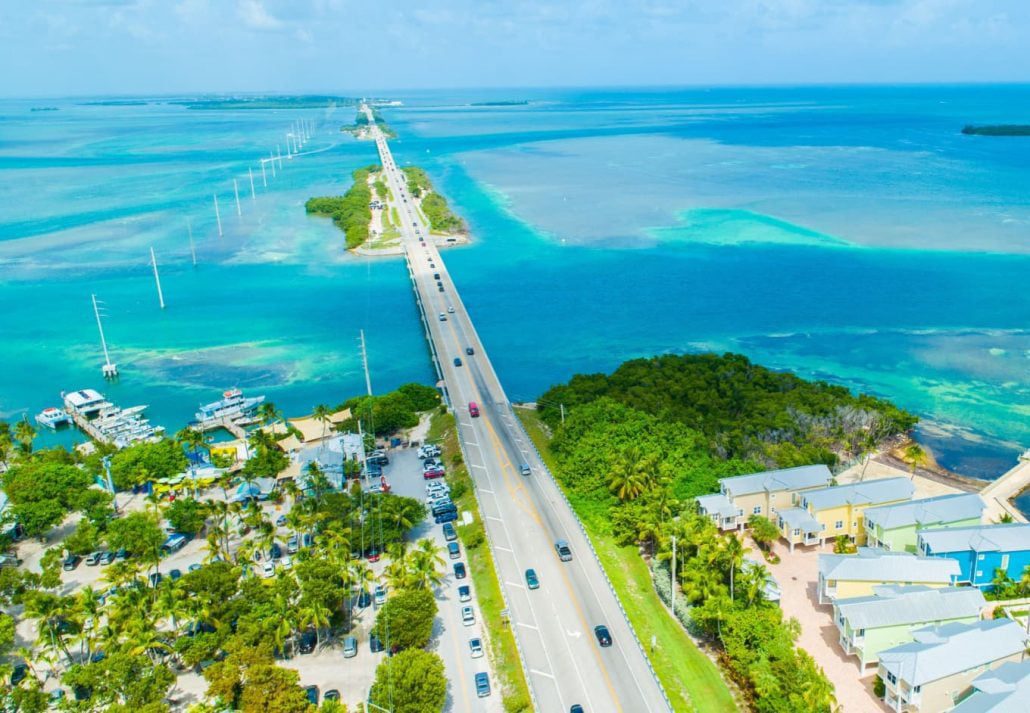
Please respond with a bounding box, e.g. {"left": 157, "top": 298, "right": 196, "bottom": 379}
{"left": 194, "top": 388, "right": 265, "bottom": 426}
{"left": 62, "top": 388, "right": 163, "bottom": 448}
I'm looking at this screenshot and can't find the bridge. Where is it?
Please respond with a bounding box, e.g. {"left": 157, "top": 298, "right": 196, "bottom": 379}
{"left": 368, "top": 110, "right": 672, "bottom": 712}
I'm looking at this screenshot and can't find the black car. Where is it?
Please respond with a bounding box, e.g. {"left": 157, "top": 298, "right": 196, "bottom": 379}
{"left": 269, "top": 543, "right": 282, "bottom": 560}
{"left": 303, "top": 685, "right": 319, "bottom": 705}
{"left": 324, "top": 689, "right": 341, "bottom": 701}
{"left": 453, "top": 357, "right": 463, "bottom": 367}
{"left": 298, "top": 629, "right": 317, "bottom": 654}
{"left": 438, "top": 285, "right": 444, "bottom": 292}
{"left": 369, "top": 634, "right": 384, "bottom": 653}
{"left": 10, "top": 661, "right": 28, "bottom": 686}
{"left": 62, "top": 554, "right": 81, "bottom": 571}
{"left": 465, "top": 347, "right": 474, "bottom": 355}
{"left": 594, "top": 625, "right": 612, "bottom": 647}
{"left": 435, "top": 510, "right": 458, "bottom": 524}
{"left": 433, "top": 273, "right": 440, "bottom": 280}
{"left": 570, "top": 706, "right": 585, "bottom": 713}
{"left": 100, "top": 551, "right": 117, "bottom": 565}
{"left": 168, "top": 569, "right": 182, "bottom": 581}
{"left": 356, "top": 589, "right": 373, "bottom": 608}
{"left": 453, "top": 562, "right": 467, "bottom": 579}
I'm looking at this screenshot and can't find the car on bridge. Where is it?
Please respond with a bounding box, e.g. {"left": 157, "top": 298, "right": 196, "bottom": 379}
{"left": 555, "top": 540, "right": 573, "bottom": 561}
{"left": 454, "top": 357, "right": 462, "bottom": 367}
{"left": 438, "top": 312, "right": 447, "bottom": 321}
{"left": 525, "top": 568, "right": 539, "bottom": 589}
{"left": 520, "top": 463, "right": 531, "bottom": 476}
{"left": 465, "top": 347, "right": 475, "bottom": 355}
{"left": 468, "top": 401, "right": 480, "bottom": 417}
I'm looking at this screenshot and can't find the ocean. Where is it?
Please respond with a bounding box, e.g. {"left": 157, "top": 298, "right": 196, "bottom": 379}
{"left": 1, "top": 87, "right": 1027, "bottom": 511}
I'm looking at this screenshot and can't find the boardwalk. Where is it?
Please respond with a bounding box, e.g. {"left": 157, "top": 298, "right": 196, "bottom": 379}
{"left": 368, "top": 108, "right": 671, "bottom": 712}
{"left": 980, "top": 452, "right": 1030, "bottom": 523}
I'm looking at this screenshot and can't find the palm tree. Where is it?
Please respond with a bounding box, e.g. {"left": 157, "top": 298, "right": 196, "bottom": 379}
{"left": 154, "top": 580, "right": 186, "bottom": 630}
{"left": 723, "top": 535, "right": 750, "bottom": 601}
{"left": 298, "top": 602, "right": 332, "bottom": 647}
{"left": 407, "top": 538, "right": 445, "bottom": 590}
{"left": 176, "top": 427, "right": 207, "bottom": 497}
{"left": 607, "top": 449, "right": 651, "bottom": 502}
{"left": 13, "top": 418, "right": 36, "bottom": 455}
{"left": 904, "top": 443, "right": 925, "bottom": 478}
{"left": 258, "top": 401, "right": 282, "bottom": 426}
{"left": 739, "top": 562, "right": 770, "bottom": 606}
{"left": 312, "top": 404, "right": 332, "bottom": 445}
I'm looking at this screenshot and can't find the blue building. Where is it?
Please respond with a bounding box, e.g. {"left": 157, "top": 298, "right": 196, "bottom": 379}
{"left": 916, "top": 524, "right": 1030, "bottom": 589}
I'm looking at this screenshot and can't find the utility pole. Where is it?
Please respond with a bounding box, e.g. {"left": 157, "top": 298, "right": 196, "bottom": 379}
{"left": 150, "top": 247, "right": 165, "bottom": 309}
{"left": 260, "top": 160, "right": 267, "bottom": 187}
{"left": 560, "top": 403, "right": 565, "bottom": 425}
{"left": 248, "top": 167, "right": 256, "bottom": 200}
{"left": 233, "top": 179, "right": 242, "bottom": 217}
{"left": 671, "top": 535, "right": 677, "bottom": 612}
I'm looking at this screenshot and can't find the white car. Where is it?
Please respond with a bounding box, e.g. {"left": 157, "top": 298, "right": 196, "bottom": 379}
{"left": 280, "top": 555, "right": 293, "bottom": 570}
{"left": 261, "top": 561, "right": 276, "bottom": 578}
{"left": 447, "top": 306, "right": 455, "bottom": 314}
{"left": 374, "top": 585, "right": 387, "bottom": 606}
{"left": 461, "top": 606, "right": 475, "bottom": 626}
{"left": 426, "top": 483, "right": 450, "bottom": 496}
{"left": 469, "top": 638, "right": 484, "bottom": 658}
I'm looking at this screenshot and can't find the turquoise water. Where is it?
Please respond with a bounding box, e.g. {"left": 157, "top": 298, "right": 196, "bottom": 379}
{"left": 1, "top": 89, "right": 1028, "bottom": 501}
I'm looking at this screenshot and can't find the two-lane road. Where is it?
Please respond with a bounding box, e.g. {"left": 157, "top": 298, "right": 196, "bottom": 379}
{"left": 369, "top": 117, "right": 670, "bottom": 713}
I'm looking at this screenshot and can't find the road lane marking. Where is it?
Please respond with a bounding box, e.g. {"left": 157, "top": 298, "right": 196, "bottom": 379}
{"left": 470, "top": 464, "right": 488, "bottom": 470}
{"left": 530, "top": 669, "right": 555, "bottom": 680}
{"left": 485, "top": 516, "right": 505, "bottom": 523}
{"left": 477, "top": 488, "right": 494, "bottom": 494}
{"left": 506, "top": 581, "right": 525, "bottom": 589}
{"left": 494, "top": 546, "right": 514, "bottom": 554}
{"left": 516, "top": 622, "right": 539, "bottom": 631}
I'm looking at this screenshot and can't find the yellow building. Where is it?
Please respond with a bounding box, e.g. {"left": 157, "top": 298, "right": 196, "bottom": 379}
{"left": 695, "top": 464, "right": 832, "bottom": 531}
{"left": 778, "top": 476, "right": 915, "bottom": 551}
{"left": 817, "top": 549, "right": 960, "bottom": 604}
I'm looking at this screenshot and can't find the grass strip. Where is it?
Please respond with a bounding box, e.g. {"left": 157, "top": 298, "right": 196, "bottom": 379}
{"left": 516, "top": 406, "right": 738, "bottom": 713}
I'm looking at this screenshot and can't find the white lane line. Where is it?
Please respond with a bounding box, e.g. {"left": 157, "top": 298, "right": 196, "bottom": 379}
{"left": 494, "top": 546, "right": 514, "bottom": 554}
{"left": 485, "top": 516, "right": 505, "bottom": 523}
{"left": 477, "top": 488, "right": 494, "bottom": 495}
{"left": 530, "top": 669, "right": 555, "bottom": 680}
{"left": 464, "top": 440, "right": 479, "bottom": 447}
{"left": 516, "top": 622, "right": 539, "bottom": 631}
{"left": 470, "top": 464, "right": 488, "bottom": 470}
{"left": 506, "top": 581, "right": 526, "bottom": 589}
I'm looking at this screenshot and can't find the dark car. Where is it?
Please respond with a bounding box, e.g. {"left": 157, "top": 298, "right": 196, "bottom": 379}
{"left": 168, "top": 569, "right": 182, "bottom": 581}
{"left": 594, "top": 625, "right": 612, "bottom": 647}
{"left": 438, "top": 285, "right": 444, "bottom": 292}
{"left": 100, "top": 551, "right": 116, "bottom": 565}
{"left": 433, "top": 273, "right": 440, "bottom": 280}
{"left": 525, "top": 568, "right": 540, "bottom": 590}
{"left": 303, "top": 685, "right": 319, "bottom": 705}
{"left": 570, "top": 706, "right": 585, "bottom": 713}
{"left": 324, "top": 690, "right": 341, "bottom": 701}
{"left": 453, "top": 562, "right": 466, "bottom": 579}
{"left": 453, "top": 357, "right": 462, "bottom": 367}
{"left": 10, "top": 661, "right": 28, "bottom": 686}
{"left": 275, "top": 514, "right": 288, "bottom": 527}
{"left": 465, "top": 347, "right": 474, "bottom": 355}
{"left": 148, "top": 573, "right": 163, "bottom": 588}
{"left": 370, "top": 633, "right": 384, "bottom": 653}
{"left": 115, "top": 548, "right": 129, "bottom": 561}
{"left": 85, "top": 551, "right": 103, "bottom": 566}
{"left": 298, "top": 629, "right": 317, "bottom": 654}
{"left": 435, "top": 510, "right": 458, "bottom": 524}
{"left": 62, "top": 554, "right": 81, "bottom": 571}
{"left": 269, "top": 543, "right": 282, "bottom": 560}
{"left": 442, "top": 522, "right": 457, "bottom": 541}
{"left": 356, "top": 589, "right": 373, "bottom": 608}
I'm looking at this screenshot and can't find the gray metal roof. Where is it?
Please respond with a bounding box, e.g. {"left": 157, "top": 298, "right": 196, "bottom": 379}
{"left": 695, "top": 493, "right": 737, "bottom": 519}
{"left": 952, "top": 660, "right": 1030, "bottom": 713}
{"left": 879, "top": 620, "right": 1028, "bottom": 687}
{"left": 801, "top": 477, "right": 914, "bottom": 511}
{"left": 721, "top": 464, "right": 831, "bottom": 498}
{"left": 917, "top": 523, "right": 1030, "bottom": 555}
{"left": 819, "top": 549, "right": 960, "bottom": 583}
{"left": 777, "top": 507, "right": 824, "bottom": 533}
{"left": 863, "top": 493, "right": 985, "bottom": 531}
{"left": 834, "top": 586, "right": 984, "bottom": 630}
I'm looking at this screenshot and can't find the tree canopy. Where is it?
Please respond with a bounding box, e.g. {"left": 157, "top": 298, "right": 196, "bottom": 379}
{"left": 107, "top": 439, "right": 188, "bottom": 490}
{"left": 1, "top": 458, "right": 95, "bottom": 538}
{"left": 305, "top": 165, "right": 380, "bottom": 250}
{"left": 369, "top": 648, "right": 447, "bottom": 713}
{"left": 371, "top": 588, "right": 436, "bottom": 652}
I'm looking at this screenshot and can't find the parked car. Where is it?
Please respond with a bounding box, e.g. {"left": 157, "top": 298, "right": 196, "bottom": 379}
{"left": 555, "top": 540, "right": 573, "bottom": 562}
{"left": 525, "top": 568, "right": 540, "bottom": 590}
{"left": 469, "top": 637, "right": 484, "bottom": 658}
{"left": 418, "top": 444, "right": 441, "bottom": 459}
{"left": 356, "top": 590, "right": 373, "bottom": 608}
{"left": 461, "top": 606, "right": 475, "bottom": 626}
{"left": 269, "top": 543, "right": 282, "bottom": 560}
{"left": 275, "top": 515, "right": 288, "bottom": 527}
{"left": 148, "top": 573, "right": 163, "bottom": 588}
{"left": 448, "top": 542, "right": 461, "bottom": 559}
{"left": 442, "top": 522, "right": 457, "bottom": 541}
{"left": 115, "top": 548, "right": 129, "bottom": 561}
{"left": 366, "top": 549, "right": 380, "bottom": 563}
{"left": 343, "top": 636, "right": 358, "bottom": 658}
{"left": 10, "top": 661, "right": 28, "bottom": 686}
{"left": 374, "top": 585, "right": 387, "bottom": 606}
{"left": 475, "top": 672, "right": 491, "bottom": 697}
{"left": 458, "top": 585, "right": 471, "bottom": 602}
{"left": 453, "top": 562, "right": 466, "bottom": 579}
{"left": 100, "top": 551, "right": 117, "bottom": 565}
{"left": 63, "top": 554, "right": 81, "bottom": 571}
{"left": 287, "top": 535, "right": 299, "bottom": 554}
{"left": 261, "top": 561, "right": 275, "bottom": 578}
{"left": 303, "top": 685, "right": 319, "bottom": 705}
{"left": 435, "top": 510, "right": 458, "bottom": 524}
{"left": 298, "top": 629, "right": 317, "bottom": 654}
{"left": 85, "top": 551, "right": 103, "bottom": 566}
{"left": 369, "top": 634, "right": 384, "bottom": 653}
{"left": 324, "top": 690, "right": 341, "bottom": 701}
{"left": 280, "top": 555, "right": 293, "bottom": 570}
{"left": 594, "top": 625, "right": 612, "bottom": 647}
{"left": 168, "top": 569, "right": 182, "bottom": 581}
{"left": 188, "top": 563, "right": 202, "bottom": 572}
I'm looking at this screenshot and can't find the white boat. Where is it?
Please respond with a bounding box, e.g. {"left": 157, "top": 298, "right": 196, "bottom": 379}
{"left": 195, "top": 388, "right": 265, "bottom": 424}
{"left": 35, "top": 407, "right": 72, "bottom": 429}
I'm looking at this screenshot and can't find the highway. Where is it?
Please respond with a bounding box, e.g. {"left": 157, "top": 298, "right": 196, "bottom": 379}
{"left": 367, "top": 109, "right": 672, "bottom": 713}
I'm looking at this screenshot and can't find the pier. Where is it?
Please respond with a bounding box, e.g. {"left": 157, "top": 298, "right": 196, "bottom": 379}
{"left": 980, "top": 450, "right": 1030, "bottom": 523}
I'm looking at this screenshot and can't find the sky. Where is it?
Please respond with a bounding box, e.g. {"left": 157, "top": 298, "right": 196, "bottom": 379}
{"left": 1, "top": 0, "right": 1028, "bottom": 97}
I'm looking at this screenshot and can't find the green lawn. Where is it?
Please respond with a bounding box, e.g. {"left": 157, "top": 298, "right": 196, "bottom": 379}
{"left": 429, "top": 410, "right": 532, "bottom": 713}
{"left": 515, "top": 407, "right": 738, "bottom": 713}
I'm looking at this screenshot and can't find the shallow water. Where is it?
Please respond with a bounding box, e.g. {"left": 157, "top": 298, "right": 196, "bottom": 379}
{"left": 1, "top": 88, "right": 1027, "bottom": 489}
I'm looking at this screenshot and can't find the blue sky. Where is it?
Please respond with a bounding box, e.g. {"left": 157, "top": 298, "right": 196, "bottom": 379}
{"left": 1, "top": 0, "right": 1028, "bottom": 96}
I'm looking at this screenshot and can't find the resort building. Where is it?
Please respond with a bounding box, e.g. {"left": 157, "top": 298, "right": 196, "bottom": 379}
{"left": 695, "top": 464, "right": 832, "bottom": 531}
{"left": 832, "top": 585, "right": 985, "bottom": 668}
{"left": 778, "top": 477, "right": 915, "bottom": 551}
{"left": 916, "top": 523, "right": 1030, "bottom": 589}
{"left": 878, "top": 619, "right": 1028, "bottom": 713}
{"left": 951, "top": 659, "right": 1030, "bottom": 713}
{"left": 817, "top": 549, "right": 961, "bottom": 604}
{"left": 863, "top": 493, "right": 985, "bottom": 553}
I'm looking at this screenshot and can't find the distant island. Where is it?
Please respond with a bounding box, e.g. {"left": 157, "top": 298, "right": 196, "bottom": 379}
{"left": 174, "top": 95, "right": 356, "bottom": 110}
{"left": 470, "top": 100, "right": 529, "bottom": 107}
{"left": 30, "top": 106, "right": 58, "bottom": 112}
{"left": 341, "top": 106, "right": 395, "bottom": 139}
{"left": 79, "top": 100, "right": 148, "bottom": 106}
{"left": 962, "top": 124, "right": 1030, "bottom": 136}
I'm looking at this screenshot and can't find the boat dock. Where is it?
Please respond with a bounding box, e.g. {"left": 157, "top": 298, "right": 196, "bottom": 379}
{"left": 194, "top": 417, "right": 248, "bottom": 441}
{"left": 980, "top": 450, "right": 1030, "bottom": 523}
{"left": 63, "top": 389, "right": 161, "bottom": 449}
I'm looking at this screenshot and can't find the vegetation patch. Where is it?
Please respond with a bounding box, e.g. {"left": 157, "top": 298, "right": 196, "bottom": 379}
{"left": 305, "top": 164, "right": 380, "bottom": 250}
{"left": 401, "top": 167, "right": 465, "bottom": 234}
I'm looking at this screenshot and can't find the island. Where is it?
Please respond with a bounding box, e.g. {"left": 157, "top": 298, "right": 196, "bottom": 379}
{"left": 174, "top": 95, "right": 356, "bottom": 110}
{"left": 470, "top": 100, "right": 529, "bottom": 107}
{"left": 341, "top": 106, "right": 395, "bottom": 139}
{"left": 962, "top": 124, "right": 1030, "bottom": 136}
{"left": 304, "top": 164, "right": 379, "bottom": 250}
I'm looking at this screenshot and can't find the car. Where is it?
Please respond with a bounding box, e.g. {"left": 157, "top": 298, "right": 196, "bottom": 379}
{"left": 115, "top": 548, "right": 129, "bottom": 561}
{"left": 369, "top": 634, "right": 384, "bottom": 653}
{"left": 419, "top": 443, "right": 441, "bottom": 458}
{"left": 280, "top": 555, "right": 293, "bottom": 570}
{"left": 433, "top": 502, "right": 457, "bottom": 518}
{"left": 474, "top": 672, "right": 491, "bottom": 697}
{"left": 438, "top": 312, "right": 447, "bottom": 321}
{"left": 453, "top": 357, "right": 463, "bottom": 367}
{"left": 276, "top": 514, "right": 288, "bottom": 527}
{"left": 85, "top": 551, "right": 103, "bottom": 566}
{"left": 269, "top": 543, "right": 282, "bottom": 560}
{"left": 438, "top": 285, "right": 444, "bottom": 292}
{"left": 148, "top": 572, "right": 163, "bottom": 587}
{"left": 423, "top": 468, "right": 445, "bottom": 480}
{"left": 442, "top": 522, "right": 457, "bottom": 541}
{"left": 356, "top": 589, "right": 373, "bottom": 608}
{"left": 458, "top": 585, "right": 471, "bottom": 602}
{"left": 10, "top": 661, "right": 28, "bottom": 686}
{"left": 100, "top": 551, "right": 117, "bottom": 565}
{"left": 447, "top": 305, "right": 455, "bottom": 313}
{"left": 49, "top": 689, "right": 66, "bottom": 705}
{"left": 468, "top": 401, "right": 480, "bottom": 417}
{"left": 63, "top": 554, "right": 81, "bottom": 571}
{"left": 374, "top": 584, "right": 387, "bottom": 606}
{"left": 461, "top": 606, "right": 475, "bottom": 626}
{"left": 435, "top": 510, "right": 458, "bottom": 524}
{"left": 594, "top": 625, "right": 612, "bottom": 647}
{"left": 298, "top": 629, "right": 317, "bottom": 654}
{"left": 570, "top": 706, "right": 585, "bottom": 713}
{"left": 465, "top": 347, "right": 475, "bottom": 355}
{"left": 287, "top": 535, "right": 299, "bottom": 554}
{"left": 423, "top": 457, "right": 441, "bottom": 468}
{"left": 469, "top": 637, "right": 484, "bottom": 658}
{"left": 343, "top": 636, "right": 358, "bottom": 658}
{"left": 168, "top": 569, "right": 182, "bottom": 581}
{"left": 261, "top": 561, "right": 275, "bottom": 578}
{"left": 188, "top": 563, "right": 202, "bottom": 572}
{"left": 525, "top": 568, "right": 539, "bottom": 589}
{"left": 324, "top": 690, "right": 341, "bottom": 701}
{"left": 428, "top": 496, "right": 452, "bottom": 511}
{"left": 448, "top": 542, "right": 461, "bottom": 559}
{"left": 302, "top": 533, "right": 314, "bottom": 548}
{"left": 433, "top": 273, "right": 440, "bottom": 280}
{"left": 555, "top": 540, "right": 573, "bottom": 562}
{"left": 520, "top": 463, "right": 531, "bottom": 476}
{"left": 303, "top": 685, "right": 319, "bottom": 705}
{"left": 426, "top": 480, "right": 449, "bottom": 492}
{"left": 454, "top": 562, "right": 466, "bottom": 579}
{"left": 366, "top": 549, "right": 380, "bottom": 563}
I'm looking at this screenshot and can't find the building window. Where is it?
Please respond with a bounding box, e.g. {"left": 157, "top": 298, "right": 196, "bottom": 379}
{"left": 753, "top": 506, "right": 762, "bottom": 515}
{"left": 1000, "top": 554, "right": 1009, "bottom": 570}
{"left": 737, "top": 509, "right": 743, "bottom": 517}
{"left": 976, "top": 570, "right": 983, "bottom": 577}
{"left": 856, "top": 628, "right": 864, "bottom": 637}
{"left": 835, "top": 520, "right": 844, "bottom": 530}
{"left": 977, "top": 553, "right": 985, "bottom": 561}
{"left": 913, "top": 686, "right": 920, "bottom": 693}
{"left": 886, "top": 672, "right": 897, "bottom": 685}
{"left": 793, "top": 528, "right": 800, "bottom": 537}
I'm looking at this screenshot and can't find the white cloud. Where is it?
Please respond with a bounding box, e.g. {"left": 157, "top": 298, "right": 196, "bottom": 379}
{"left": 237, "top": 0, "right": 285, "bottom": 31}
